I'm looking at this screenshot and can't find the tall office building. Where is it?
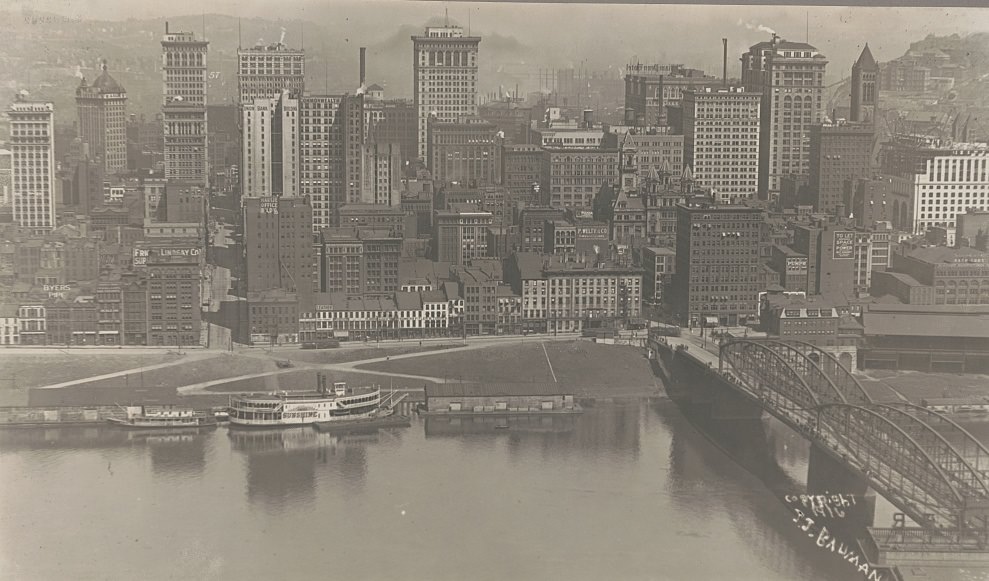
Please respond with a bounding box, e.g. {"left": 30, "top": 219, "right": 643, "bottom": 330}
{"left": 0, "top": 148, "right": 11, "bottom": 206}
{"left": 76, "top": 61, "right": 128, "bottom": 174}
{"left": 244, "top": 196, "right": 314, "bottom": 306}
{"left": 368, "top": 99, "right": 417, "bottom": 172}
{"left": 412, "top": 25, "right": 480, "bottom": 160}
{"left": 850, "top": 44, "right": 879, "bottom": 124}
{"left": 340, "top": 93, "right": 366, "bottom": 206}
{"left": 300, "top": 94, "right": 343, "bottom": 232}
{"left": 682, "top": 86, "right": 761, "bottom": 203}
{"left": 242, "top": 89, "right": 299, "bottom": 199}
{"left": 161, "top": 24, "right": 209, "bottom": 186}
{"left": 808, "top": 120, "right": 874, "bottom": 214}
{"left": 361, "top": 142, "right": 402, "bottom": 206}
{"left": 237, "top": 40, "right": 305, "bottom": 106}
{"left": 298, "top": 92, "right": 375, "bottom": 230}
{"left": 9, "top": 97, "right": 56, "bottom": 230}
{"left": 791, "top": 219, "right": 856, "bottom": 297}
{"left": 623, "top": 64, "right": 719, "bottom": 127}
{"left": 742, "top": 35, "right": 828, "bottom": 199}
{"left": 427, "top": 116, "right": 501, "bottom": 187}
{"left": 671, "top": 204, "right": 763, "bottom": 327}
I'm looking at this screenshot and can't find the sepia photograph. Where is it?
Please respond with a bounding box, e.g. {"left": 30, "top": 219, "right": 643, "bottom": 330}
{"left": 1, "top": 0, "right": 989, "bottom": 579}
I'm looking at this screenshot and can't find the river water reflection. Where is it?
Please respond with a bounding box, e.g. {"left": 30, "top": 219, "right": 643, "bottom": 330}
{"left": 0, "top": 400, "right": 941, "bottom": 581}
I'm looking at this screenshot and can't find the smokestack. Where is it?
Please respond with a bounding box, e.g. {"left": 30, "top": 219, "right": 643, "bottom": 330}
{"left": 583, "top": 109, "right": 593, "bottom": 129}
{"left": 360, "top": 47, "right": 366, "bottom": 87}
{"left": 722, "top": 38, "right": 728, "bottom": 86}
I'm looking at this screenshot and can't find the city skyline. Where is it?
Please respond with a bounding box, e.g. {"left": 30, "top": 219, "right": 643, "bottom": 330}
{"left": 3, "top": 3, "right": 989, "bottom": 580}
{"left": 6, "top": 3, "right": 988, "bottom": 89}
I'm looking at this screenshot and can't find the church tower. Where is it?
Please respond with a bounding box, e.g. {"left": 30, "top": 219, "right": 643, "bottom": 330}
{"left": 850, "top": 44, "right": 879, "bottom": 124}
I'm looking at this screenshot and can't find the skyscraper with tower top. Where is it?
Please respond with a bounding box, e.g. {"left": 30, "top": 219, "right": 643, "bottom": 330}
{"left": 741, "top": 33, "right": 828, "bottom": 200}
{"left": 161, "top": 22, "right": 209, "bottom": 187}
{"left": 412, "top": 17, "right": 480, "bottom": 160}
{"left": 76, "top": 60, "right": 128, "bottom": 174}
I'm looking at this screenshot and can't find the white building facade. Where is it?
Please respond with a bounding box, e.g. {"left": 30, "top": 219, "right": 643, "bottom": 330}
{"left": 9, "top": 99, "right": 56, "bottom": 231}
{"left": 242, "top": 90, "right": 300, "bottom": 199}
{"left": 683, "top": 87, "right": 761, "bottom": 203}
{"left": 906, "top": 143, "right": 989, "bottom": 235}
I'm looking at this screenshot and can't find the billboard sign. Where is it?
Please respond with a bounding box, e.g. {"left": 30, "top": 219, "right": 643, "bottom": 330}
{"left": 133, "top": 247, "right": 202, "bottom": 266}
{"left": 786, "top": 257, "right": 808, "bottom": 271}
{"left": 133, "top": 247, "right": 149, "bottom": 267}
{"left": 833, "top": 231, "right": 854, "bottom": 260}
{"left": 259, "top": 197, "right": 279, "bottom": 215}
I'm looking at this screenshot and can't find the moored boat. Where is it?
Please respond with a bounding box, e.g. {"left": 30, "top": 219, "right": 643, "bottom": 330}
{"left": 227, "top": 374, "right": 386, "bottom": 428}
{"left": 312, "top": 408, "right": 411, "bottom": 433}
{"left": 107, "top": 405, "right": 217, "bottom": 429}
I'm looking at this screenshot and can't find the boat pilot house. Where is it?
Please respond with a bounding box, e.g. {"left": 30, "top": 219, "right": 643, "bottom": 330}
{"left": 423, "top": 383, "right": 579, "bottom": 414}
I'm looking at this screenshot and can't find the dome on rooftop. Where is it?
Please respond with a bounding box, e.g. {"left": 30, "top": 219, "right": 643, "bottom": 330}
{"left": 90, "top": 60, "right": 126, "bottom": 94}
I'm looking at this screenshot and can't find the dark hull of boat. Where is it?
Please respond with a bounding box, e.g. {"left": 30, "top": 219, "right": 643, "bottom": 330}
{"left": 312, "top": 414, "right": 411, "bottom": 433}
{"left": 107, "top": 418, "right": 218, "bottom": 429}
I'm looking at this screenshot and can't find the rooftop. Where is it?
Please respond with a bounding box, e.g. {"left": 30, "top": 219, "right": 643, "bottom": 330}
{"left": 422, "top": 289, "right": 448, "bottom": 304}
{"left": 247, "top": 289, "right": 298, "bottom": 303}
{"left": 906, "top": 246, "right": 988, "bottom": 265}
{"left": 426, "top": 382, "right": 574, "bottom": 398}
{"left": 394, "top": 291, "right": 423, "bottom": 311}
{"left": 310, "top": 293, "right": 398, "bottom": 313}
{"left": 399, "top": 258, "right": 453, "bottom": 286}
{"left": 878, "top": 271, "right": 926, "bottom": 287}
{"left": 644, "top": 246, "right": 676, "bottom": 256}
{"left": 338, "top": 204, "right": 405, "bottom": 215}
{"left": 443, "top": 281, "right": 461, "bottom": 300}
{"left": 864, "top": 309, "right": 989, "bottom": 339}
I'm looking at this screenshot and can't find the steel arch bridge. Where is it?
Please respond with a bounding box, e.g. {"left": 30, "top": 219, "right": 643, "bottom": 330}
{"left": 719, "top": 338, "right": 989, "bottom": 529}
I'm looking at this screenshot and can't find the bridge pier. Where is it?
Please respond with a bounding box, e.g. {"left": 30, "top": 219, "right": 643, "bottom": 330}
{"left": 807, "top": 443, "right": 876, "bottom": 529}
{"left": 710, "top": 387, "right": 764, "bottom": 420}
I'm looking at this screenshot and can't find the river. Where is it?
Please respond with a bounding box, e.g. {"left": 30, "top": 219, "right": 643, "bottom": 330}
{"left": 0, "top": 399, "right": 976, "bottom": 581}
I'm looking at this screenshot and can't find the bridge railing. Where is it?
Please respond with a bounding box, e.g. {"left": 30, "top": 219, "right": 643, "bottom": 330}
{"left": 868, "top": 526, "right": 989, "bottom": 551}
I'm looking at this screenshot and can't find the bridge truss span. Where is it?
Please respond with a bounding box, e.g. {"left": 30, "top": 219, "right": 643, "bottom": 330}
{"left": 718, "top": 338, "right": 989, "bottom": 529}
{"left": 720, "top": 340, "right": 836, "bottom": 414}
{"left": 763, "top": 340, "right": 874, "bottom": 406}
{"left": 816, "top": 402, "right": 965, "bottom": 527}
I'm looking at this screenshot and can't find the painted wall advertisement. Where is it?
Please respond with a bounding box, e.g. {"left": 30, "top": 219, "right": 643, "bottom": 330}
{"left": 786, "top": 257, "right": 808, "bottom": 272}
{"left": 833, "top": 231, "right": 855, "bottom": 260}
{"left": 133, "top": 247, "right": 202, "bottom": 267}
{"left": 259, "top": 197, "right": 279, "bottom": 215}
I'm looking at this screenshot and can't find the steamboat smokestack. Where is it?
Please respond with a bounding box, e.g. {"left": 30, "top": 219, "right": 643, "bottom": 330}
{"left": 722, "top": 38, "right": 728, "bottom": 86}
{"left": 360, "top": 47, "right": 366, "bottom": 86}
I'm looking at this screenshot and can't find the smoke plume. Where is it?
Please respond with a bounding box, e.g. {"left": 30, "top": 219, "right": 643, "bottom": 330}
{"left": 738, "top": 19, "right": 776, "bottom": 35}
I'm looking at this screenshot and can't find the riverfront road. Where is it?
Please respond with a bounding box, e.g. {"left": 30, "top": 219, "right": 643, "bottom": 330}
{"left": 236, "top": 332, "right": 583, "bottom": 352}
{"left": 176, "top": 335, "right": 583, "bottom": 395}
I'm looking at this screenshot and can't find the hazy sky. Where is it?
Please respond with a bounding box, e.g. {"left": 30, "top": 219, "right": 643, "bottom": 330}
{"left": 8, "top": 1, "right": 989, "bottom": 83}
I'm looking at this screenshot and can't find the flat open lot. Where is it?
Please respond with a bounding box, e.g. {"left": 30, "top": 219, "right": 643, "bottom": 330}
{"left": 0, "top": 352, "right": 183, "bottom": 406}
{"left": 0, "top": 352, "right": 181, "bottom": 389}
{"left": 858, "top": 369, "right": 989, "bottom": 404}
{"left": 65, "top": 353, "right": 271, "bottom": 390}
{"left": 357, "top": 340, "right": 661, "bottom": 397}
{"left": 202, "top": 368, "right": 441, "bottom": 394}
{"left": 2, "top": 344, "right": 458, "bottom": 407}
